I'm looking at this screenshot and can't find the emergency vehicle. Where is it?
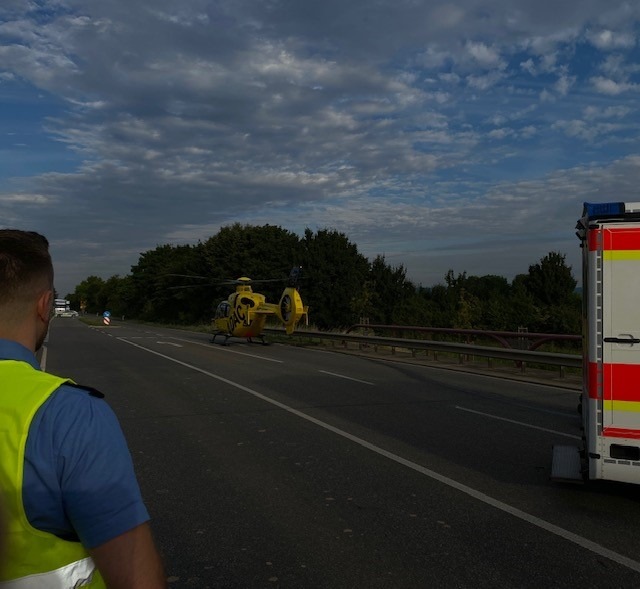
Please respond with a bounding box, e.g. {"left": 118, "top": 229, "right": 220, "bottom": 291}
{"left": 54, "top": 298, "right": 70, "bottom": 316}
{"left": 552, "top": 202, "right": 640, "bottom": 484}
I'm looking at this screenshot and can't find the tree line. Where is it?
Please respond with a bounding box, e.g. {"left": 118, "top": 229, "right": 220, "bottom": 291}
{"left": 66, "top": 223, "right": 581, "bottom": 334}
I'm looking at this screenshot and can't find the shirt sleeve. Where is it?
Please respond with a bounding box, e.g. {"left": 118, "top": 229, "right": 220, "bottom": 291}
{"left": 26, "top": 385, "right": 150, "bottom": 549}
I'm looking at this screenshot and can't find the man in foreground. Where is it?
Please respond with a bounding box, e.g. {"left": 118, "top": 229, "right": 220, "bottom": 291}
{"left": 0, "top": 230, "right": 166, "bottom": 588}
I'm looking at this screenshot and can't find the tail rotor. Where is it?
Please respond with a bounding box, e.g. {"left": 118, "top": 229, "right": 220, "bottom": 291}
{"left": 277, "top": 287, "right": 308, "bottom": 334}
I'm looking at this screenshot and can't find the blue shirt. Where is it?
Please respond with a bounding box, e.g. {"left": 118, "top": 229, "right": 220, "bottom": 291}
{"left": 0, "top": 339, "right": 149, "bottom": 549}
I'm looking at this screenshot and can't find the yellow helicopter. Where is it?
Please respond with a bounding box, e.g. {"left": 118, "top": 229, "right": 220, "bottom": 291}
{"left": 211, "top": 266, "right": 308, "bottom": 345}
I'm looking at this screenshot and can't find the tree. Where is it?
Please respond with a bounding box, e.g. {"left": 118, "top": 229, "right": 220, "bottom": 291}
{"left": 523, "top": 252, "right": 580, "bottom": 333}
{"left": 204, "top": 224, "right": 300, "bottom": 276}
{"left": 419, "top": 283, "right": 456, "bottom": 328}
{"left": 457, "top": 274, "right": 510, "bottom": 329}
{"left": 453, "top": 288, "right": 480, "bottom": 329}
{"left": 68, "top": 276, "right": 106, "bottom": 314}
{"left": 391, "top": 291, "right": 437, "bottom": 327}
{"left": 366, "top": 255, "right": 414, "bottom": 325}
{"left": 98, "top": 275, "right": 139, "bottom": 319}
{"left": 505, "top": 274, "right": 538, "bottom": 331}
{"left": 526, "top": 252, "right": 577, "bottom": 306}
{"left": 129, "top": 243, "right": 211, "bottom": 323}
{"left": 299, "top": 228, "right": 370, "bottom": 329}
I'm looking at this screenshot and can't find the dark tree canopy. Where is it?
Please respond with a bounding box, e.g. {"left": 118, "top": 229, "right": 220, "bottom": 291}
{"left": 298, "top": 228, "right": 370, "bottom": 329}
{"left": 67, "top": 226, "right": 581, "bottom": 334}
{"left": 526, "top": 251, "right": 577, "bottom": 306}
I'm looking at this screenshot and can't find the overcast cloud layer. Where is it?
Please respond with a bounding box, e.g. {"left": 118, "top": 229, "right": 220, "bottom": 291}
{"left": 1, "top": 0, "right": 639, "bottom": 295}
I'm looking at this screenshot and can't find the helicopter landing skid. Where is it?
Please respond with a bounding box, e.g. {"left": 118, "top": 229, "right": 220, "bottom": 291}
{"left": 210, "top": 332, "right": 231, "bottom": 346}
{"left": 247, "top": 335, "right": 269, "bottom": 346}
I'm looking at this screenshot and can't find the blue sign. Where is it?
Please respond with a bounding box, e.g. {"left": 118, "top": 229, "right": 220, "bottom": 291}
{"left": 103, "top": 311, "right": 111, "bottom": 318}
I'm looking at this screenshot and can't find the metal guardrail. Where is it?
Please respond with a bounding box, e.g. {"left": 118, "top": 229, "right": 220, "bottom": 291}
{"left": 263, "top": 327, "right": 582, "bottom": 375}
{"left": 345, "top": 324, "right": 582, "bottom": 352}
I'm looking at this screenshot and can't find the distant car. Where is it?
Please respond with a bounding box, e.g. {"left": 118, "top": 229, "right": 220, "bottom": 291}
{"left": 59, "top": 310, "right": 79, "bottom": 317}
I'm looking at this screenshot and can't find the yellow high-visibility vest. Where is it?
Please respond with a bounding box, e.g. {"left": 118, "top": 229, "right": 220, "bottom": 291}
{"left": 0, "top": 360, "right": 104, "bottom": 588}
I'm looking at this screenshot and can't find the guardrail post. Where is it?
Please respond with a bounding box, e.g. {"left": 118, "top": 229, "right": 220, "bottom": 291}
{"left": 521, "top": 361, "right": 527, "bottom": 374}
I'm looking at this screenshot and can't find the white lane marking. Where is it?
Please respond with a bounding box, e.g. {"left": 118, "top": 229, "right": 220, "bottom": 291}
{"left": 455, "top": 406, "right": 581, "bottom": 440}
{"left": 318, "top": 370, "right": 375, "bottom": 386}
{"left": 156, "top": 341, "right": 183, "bottom": 347}
{"left": 167, "top": 336, "right": 284, "bottom": 363}
{"left": 116, "top": 337, "right": 640, "bottom": 574}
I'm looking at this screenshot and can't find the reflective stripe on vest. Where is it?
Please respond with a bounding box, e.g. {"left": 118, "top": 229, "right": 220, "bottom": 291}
{"left": 0, "top": 360, "right": 104, "bottom": 588}
{"left": 0, "top": 557, "right": 95, "bottom": 588}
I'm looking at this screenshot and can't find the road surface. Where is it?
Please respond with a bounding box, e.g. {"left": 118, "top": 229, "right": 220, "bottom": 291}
{"left": 43, "top": 318, "right": 640, "bottom": 588}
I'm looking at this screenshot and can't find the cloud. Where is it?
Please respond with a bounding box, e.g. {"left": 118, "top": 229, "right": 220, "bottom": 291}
{"left": 554, "top": 74, "right": 576, "bottom": 96}
{"left": 467, "top": 70, "right": 507, "bottom": 90}
{"left": 587, "top": 29, "right": 636, "bottom": 50}
{"left": 0, "top": 0, "right": 639, "bottom": 295}
{"left": 552, "top": 118, "right": 629, "bottom": 142}
{"left": 583, "top": 105, "right": 632, "bottom": 119}
{"left": 222, "top": 154, "right": 640, "bottom": 285}
{"left": 0, "top": 192, "right": 50, "bottom": 203}
{"left": 465, "top": 41, "right": 506, "bottom": 69}
{"left": 590, "top": 76, "right": 638, "bottom": 95}
{"left": 520, "top": 58, "right": 536, "bottom": 75}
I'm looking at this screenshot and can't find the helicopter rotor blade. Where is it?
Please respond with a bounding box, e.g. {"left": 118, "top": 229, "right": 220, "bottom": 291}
{"left": 165, "top": 284, "right": 211, "bottom": 290}
{"left": 163, "top": 274, "right": 280, "bottom": 285}
{"left": 161, "top": 269, "right": 302, "bottom": 290}
{"left": 238, "top": 278, "right": 287, "bottom": 284}
{"left": 164, "top": 273, "right": 211, "bottom": 280}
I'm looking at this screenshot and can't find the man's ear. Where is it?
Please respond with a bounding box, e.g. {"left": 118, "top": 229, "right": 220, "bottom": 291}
{"left": 36, "top": 289, "right": 53, "bottom": 323}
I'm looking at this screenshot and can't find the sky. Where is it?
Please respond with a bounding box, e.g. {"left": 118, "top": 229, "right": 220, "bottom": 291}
{"left": 1, "top": 0, "right": 640, "bottom": 297}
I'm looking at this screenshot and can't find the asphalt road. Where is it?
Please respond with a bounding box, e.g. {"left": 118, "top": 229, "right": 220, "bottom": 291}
{"left": 43, "top": 318, "right": 640, "bottom": 588}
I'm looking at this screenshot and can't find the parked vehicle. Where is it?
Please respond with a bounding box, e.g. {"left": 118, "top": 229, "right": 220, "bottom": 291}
{"left": 553, "top": 201, "right": 640, "bottom": 484}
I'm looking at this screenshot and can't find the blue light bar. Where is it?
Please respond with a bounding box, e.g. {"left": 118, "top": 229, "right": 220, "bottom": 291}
{"left": 583, "top": 201, "right": 625, "bottom": 219}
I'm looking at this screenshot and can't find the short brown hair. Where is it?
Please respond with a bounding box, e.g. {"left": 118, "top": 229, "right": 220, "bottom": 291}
{"left": 0, "top": 230, "right": 54, "bottom": 306}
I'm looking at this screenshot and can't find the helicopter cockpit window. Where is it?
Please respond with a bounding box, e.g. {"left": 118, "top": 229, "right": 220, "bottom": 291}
{"left": 215, "top": 302, "right": 231, "bottom": 319}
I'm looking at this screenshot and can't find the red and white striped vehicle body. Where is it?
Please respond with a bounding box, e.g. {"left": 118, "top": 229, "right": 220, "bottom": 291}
{"left": 553, "top": 202, "right": 640, "bottom": 484}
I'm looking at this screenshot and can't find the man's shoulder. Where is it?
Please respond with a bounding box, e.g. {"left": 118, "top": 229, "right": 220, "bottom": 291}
{"left": 60, "top": 382, "right": 105, "bottom": 399}
{"left": 38, "top": 382, "right": 117, "bottom": 438}
{"left": 50, "top": 381, "right": 107, "bottom": 405}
